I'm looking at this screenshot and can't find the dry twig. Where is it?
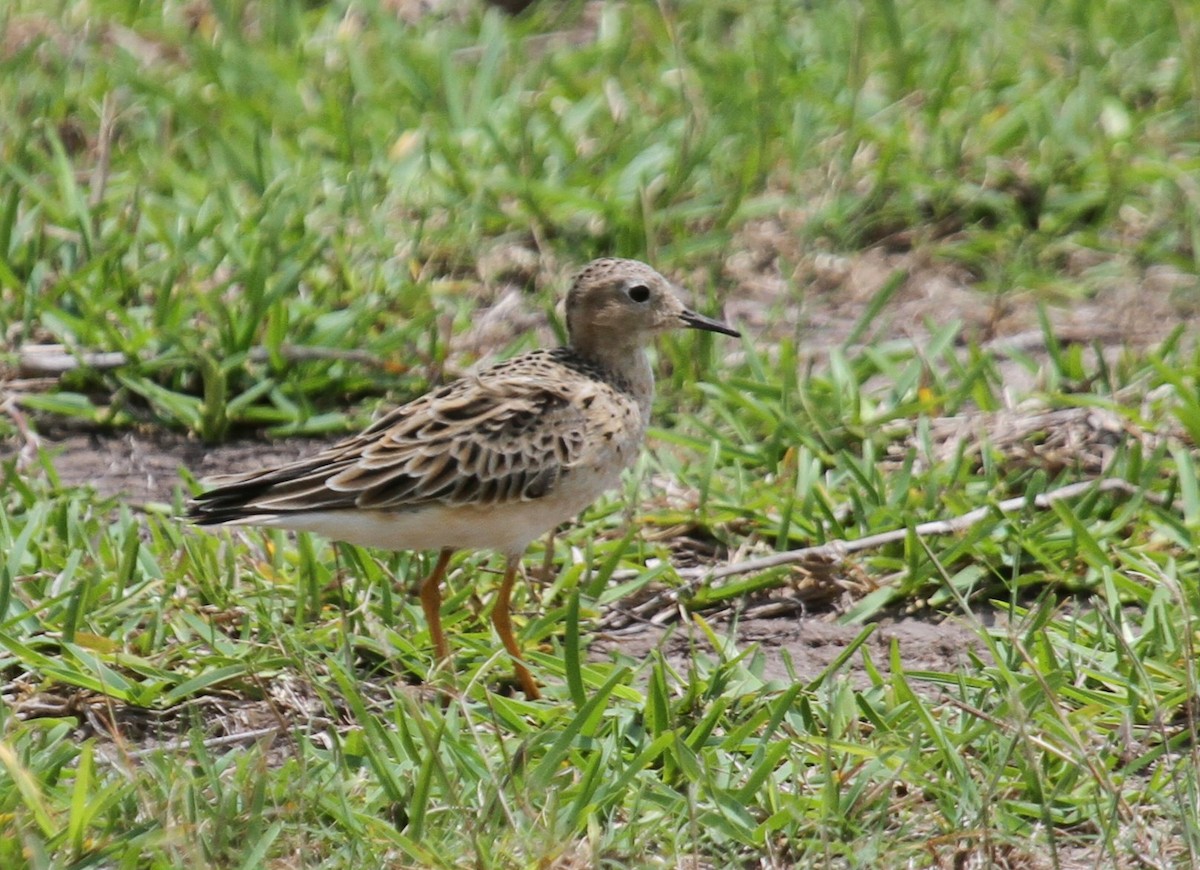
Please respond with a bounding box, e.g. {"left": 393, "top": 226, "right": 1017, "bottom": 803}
{"left": 679, "top": 477, "right": 1153, "bottom": 584}
{"left": 602, "top": 476, "right": 1156, "bottom": 630}
{"left": 14, "top": 343, "right": 396, "bottom": 377}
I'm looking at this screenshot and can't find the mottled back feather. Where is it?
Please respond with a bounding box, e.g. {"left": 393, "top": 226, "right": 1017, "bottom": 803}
{"left": 188, "top": 348, "right": 638, "bottom": 524}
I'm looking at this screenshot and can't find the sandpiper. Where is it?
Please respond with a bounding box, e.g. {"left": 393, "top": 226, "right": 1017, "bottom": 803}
{"left": 188, "top": 258, "right": 740, "bottom": 698}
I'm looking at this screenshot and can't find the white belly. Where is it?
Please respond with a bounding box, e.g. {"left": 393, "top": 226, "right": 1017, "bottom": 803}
{"left": 222, "top": 461, "right": 628, "bottom": 556}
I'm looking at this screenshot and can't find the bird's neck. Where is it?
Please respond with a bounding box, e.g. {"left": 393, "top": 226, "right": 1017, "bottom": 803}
{"left": 571, "top": 336, "right": 655, "bottom": 417}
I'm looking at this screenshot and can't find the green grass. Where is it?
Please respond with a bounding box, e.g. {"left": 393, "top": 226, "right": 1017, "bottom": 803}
{"left": 3, "top": 0, "right": 1200, "bottom": 866}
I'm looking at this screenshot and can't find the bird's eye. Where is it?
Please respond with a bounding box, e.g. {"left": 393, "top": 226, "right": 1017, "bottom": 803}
{"left": 627, "top": 284, "right": 651, "bottom": 303}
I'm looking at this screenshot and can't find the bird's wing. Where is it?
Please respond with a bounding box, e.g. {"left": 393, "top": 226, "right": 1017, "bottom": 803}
{"left": 189, "top": 365, "right": 611, "bottom": 521}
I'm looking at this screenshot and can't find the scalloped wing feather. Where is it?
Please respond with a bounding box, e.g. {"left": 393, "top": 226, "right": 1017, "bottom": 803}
{"left": 190, "top": 353, "right": 624, "bottom": 523}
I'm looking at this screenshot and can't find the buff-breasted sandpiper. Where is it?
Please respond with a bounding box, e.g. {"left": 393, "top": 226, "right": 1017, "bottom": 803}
{"left": 188, "top": 258, "right": 740, "bottom": 698}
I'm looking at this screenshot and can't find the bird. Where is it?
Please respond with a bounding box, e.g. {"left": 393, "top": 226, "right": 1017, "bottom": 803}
{"left": 187, "top": 257, "right": 740, "bottom": 699}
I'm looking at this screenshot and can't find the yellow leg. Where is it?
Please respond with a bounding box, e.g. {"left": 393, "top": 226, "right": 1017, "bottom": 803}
{"left": 491, "top": 556, "right": 540, "bottom": 700}
{"left": 419, "top": 548, "right": 454, "bottom": 664}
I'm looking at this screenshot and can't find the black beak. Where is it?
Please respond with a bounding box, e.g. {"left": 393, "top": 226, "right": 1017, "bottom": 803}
{"left": 680, "top": 308, "right": 740, "bottom": 338}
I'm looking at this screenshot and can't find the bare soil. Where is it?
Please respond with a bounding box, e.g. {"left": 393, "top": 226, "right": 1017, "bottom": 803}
{"left": 594, "top": 615, "right": 984, "bottom": 689}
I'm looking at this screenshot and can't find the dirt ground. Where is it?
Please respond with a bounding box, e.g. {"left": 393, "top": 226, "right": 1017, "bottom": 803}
{"left": 6, "top": 243, "right": 1196, "bottom": 702}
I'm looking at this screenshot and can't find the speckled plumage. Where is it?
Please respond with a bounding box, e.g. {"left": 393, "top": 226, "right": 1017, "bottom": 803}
{"left": 188, "top": 257, "right": 739, "bottom": 698}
